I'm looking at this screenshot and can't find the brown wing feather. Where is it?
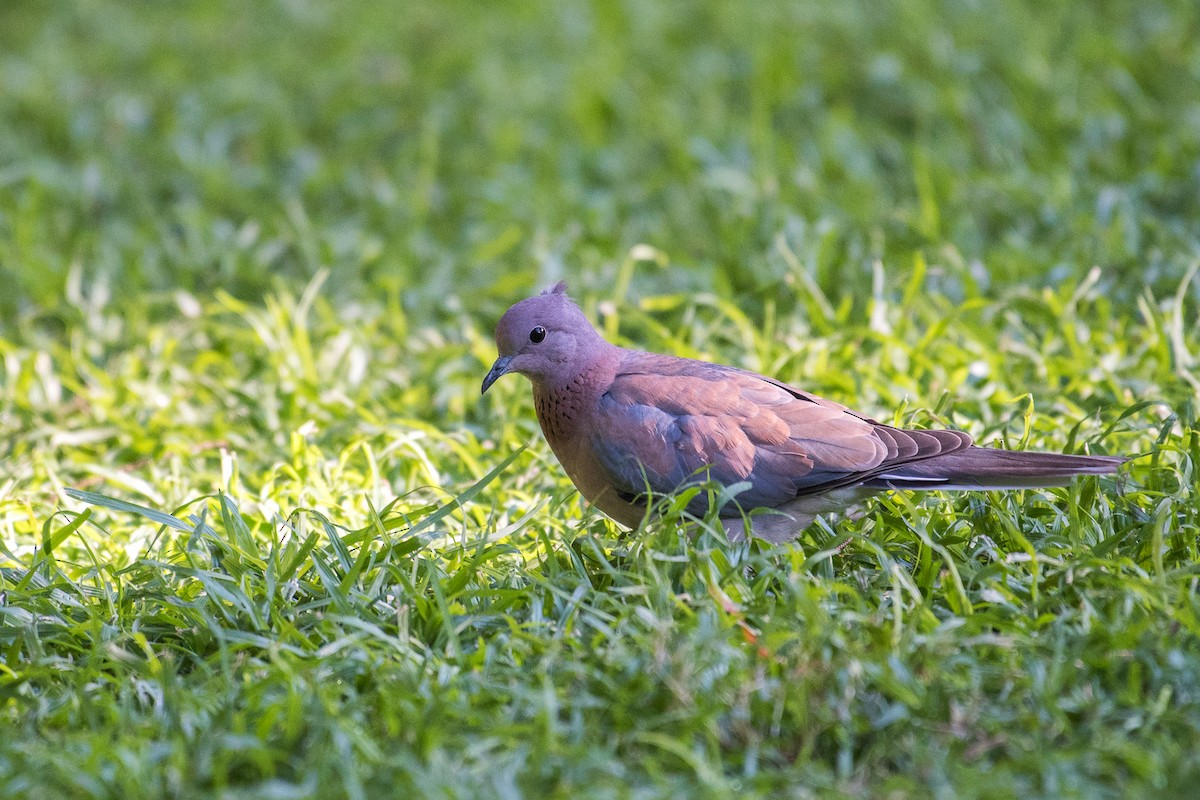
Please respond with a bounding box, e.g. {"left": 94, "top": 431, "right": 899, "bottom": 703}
{"left": 588, "top": 352, "right": 978, "bottom": 513}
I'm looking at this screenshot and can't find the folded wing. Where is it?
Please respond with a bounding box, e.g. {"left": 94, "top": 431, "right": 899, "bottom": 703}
{"left": 588, "top": 352, "right": 973, "bottom": 514}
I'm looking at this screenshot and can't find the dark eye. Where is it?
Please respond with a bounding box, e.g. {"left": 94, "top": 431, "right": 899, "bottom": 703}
{"left": 529, "top": 326, "right": 546, "bottom": 343}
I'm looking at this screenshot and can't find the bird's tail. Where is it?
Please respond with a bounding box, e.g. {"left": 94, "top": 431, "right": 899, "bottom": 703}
{"left": 864, "top": 446, "right": 1126, "bottom": 491}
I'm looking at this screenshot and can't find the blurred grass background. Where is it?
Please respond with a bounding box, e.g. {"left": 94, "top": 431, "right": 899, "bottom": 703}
{"left": 3, "top": 0, "right": 1197, "bottom": 328}
{"left": 2, "top": 1, "right": 1199, "bottom": 798}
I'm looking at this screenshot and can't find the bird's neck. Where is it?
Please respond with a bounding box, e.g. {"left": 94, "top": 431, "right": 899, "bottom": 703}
{"left": 531, "top": 348, "right": 620, "bottom": 446}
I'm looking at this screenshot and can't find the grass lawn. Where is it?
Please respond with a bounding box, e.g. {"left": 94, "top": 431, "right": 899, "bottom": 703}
{"left": 2, "top": 0, "right": 1200, "bottom": 797}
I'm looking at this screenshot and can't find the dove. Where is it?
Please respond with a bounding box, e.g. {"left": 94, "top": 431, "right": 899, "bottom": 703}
{"left": 481, "top": 283, "right": 1125, "bottom": 542}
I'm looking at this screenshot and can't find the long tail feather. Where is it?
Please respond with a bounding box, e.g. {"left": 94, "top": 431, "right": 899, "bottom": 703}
{"left": 864, "top": 446, "right": 1126, "bottom": 491}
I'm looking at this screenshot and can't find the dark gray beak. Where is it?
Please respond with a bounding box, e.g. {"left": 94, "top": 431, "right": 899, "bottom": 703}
{"left": 481, "top": 356, "right": 514, "bottom": 395}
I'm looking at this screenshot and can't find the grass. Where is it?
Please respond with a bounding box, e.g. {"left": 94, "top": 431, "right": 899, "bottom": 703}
{"left": 2, "top": 0, "right": 1200, "bottom": 797}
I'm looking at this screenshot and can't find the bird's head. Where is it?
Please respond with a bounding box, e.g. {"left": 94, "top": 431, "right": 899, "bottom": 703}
{"left": 481, "top": 282, "right": 602, "bottom": 393}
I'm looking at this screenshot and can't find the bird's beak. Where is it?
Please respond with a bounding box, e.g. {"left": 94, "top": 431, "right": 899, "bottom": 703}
{"left": 481, "top": 355, "right": 514, "bottom": 395}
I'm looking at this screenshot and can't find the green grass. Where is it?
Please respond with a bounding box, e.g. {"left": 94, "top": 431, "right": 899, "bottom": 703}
{"left": 2, "top": 0, "right": 1200, "bottom": 797}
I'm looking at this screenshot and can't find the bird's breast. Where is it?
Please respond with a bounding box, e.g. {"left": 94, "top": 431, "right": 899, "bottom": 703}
{"left": 531, "top": 364, "right": 646, "bottom": 524}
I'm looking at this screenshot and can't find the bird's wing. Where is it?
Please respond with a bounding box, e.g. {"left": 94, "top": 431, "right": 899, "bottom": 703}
{"left": 587, "top": 352, "right": 971, "bottom": 511}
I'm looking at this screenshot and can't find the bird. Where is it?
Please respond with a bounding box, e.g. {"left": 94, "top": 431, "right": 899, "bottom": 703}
{"left": 481, "top": 283, "right": 1125, "bottom": 542}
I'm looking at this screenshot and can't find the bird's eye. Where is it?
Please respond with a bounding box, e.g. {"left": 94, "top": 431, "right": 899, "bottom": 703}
{"left": 529, "top": 326, "right": 546, "bottom": 343}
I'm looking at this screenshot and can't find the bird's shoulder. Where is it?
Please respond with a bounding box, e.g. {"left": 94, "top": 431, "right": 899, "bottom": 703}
{"left": 608, "top": 349, "right": 863, "bottom": 418}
